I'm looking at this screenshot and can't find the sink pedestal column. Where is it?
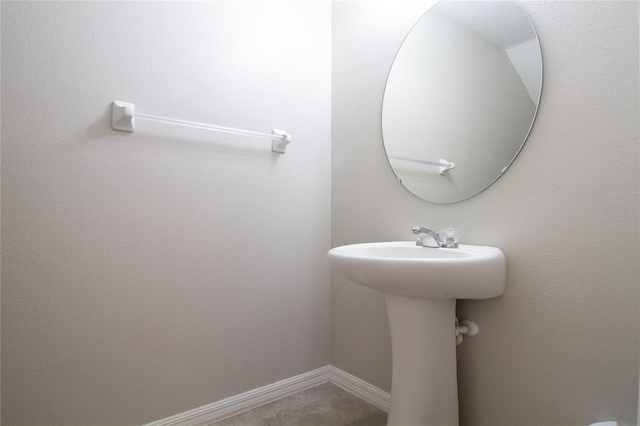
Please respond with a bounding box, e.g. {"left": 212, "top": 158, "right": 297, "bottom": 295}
{"left": 385, "top": 295, "right": 458, "bottom": 426}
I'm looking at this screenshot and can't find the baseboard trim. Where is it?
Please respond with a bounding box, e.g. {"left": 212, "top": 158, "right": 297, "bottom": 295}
{"left": 145, "top": 365, "right": 390, "bottom": 426}
{"left": 145, "top": 366, "right": 330, "bottom": 426}
{"left": 328, "top": 365, "right": 390, "bottom": 413}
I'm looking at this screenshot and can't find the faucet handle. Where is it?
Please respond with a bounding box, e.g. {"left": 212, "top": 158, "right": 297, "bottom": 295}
{"left": 440, "top": 228, "right": 460, "bottom": 247}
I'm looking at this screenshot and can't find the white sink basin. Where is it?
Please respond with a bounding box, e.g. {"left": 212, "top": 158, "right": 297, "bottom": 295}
{"left": 328, "top": 241, "right": 506, "bottom": 299}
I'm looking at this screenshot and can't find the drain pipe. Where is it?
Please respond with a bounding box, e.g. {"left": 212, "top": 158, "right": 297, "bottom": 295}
{"left": 455, "top": 318, "right": 479, "bottom": 345}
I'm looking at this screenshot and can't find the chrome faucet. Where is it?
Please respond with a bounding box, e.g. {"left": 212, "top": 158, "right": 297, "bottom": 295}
{"left": 412, "top": 227, "right": 459, "bottom": 248}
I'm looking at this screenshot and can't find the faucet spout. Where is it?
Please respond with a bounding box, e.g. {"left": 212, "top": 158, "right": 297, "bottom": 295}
{"left": 412, "top": 227, "right": 441, "bottom": 246}
{"left": 412, "top": 226, "right": 459, "bottom": 248}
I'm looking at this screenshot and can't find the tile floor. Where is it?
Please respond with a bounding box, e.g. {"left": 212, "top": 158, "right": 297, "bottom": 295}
{"left": 209, "top": 382, "right": 388, "bottom": 426}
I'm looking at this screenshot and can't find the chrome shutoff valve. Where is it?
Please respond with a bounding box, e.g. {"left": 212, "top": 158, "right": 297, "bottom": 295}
{"left": 455, "top": 318, "right": 479, "bottom": 346}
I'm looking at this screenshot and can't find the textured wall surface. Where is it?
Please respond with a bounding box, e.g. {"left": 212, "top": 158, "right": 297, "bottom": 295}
{"left": 332, "top": 1, "right": 639, "bottom": 425}
{"left": 1, "top": 2, "right": 331, "bottom": 425}
{"left": 2, "top": 1, "right": 639, "bottom": 425}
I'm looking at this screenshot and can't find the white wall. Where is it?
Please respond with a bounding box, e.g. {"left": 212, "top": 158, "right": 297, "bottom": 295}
{"left": 1, "top": 2, "right": 331, "bottom": 425}
{"left": 332, "top": 1, "right": 639, "bottom": 425}
{"left": 2, "top": 2, "right": 639, "bottom": 425}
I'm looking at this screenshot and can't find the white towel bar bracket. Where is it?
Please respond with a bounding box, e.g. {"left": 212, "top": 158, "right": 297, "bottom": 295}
{"left": 387, "top": 154, "right": 455, "bottom": 175}
{"left": 270, "top": 129, "right": 291, "bottom": 153}
{"left": 438, "top": 159, "right": 453, "bottom": 175}
{"left": 112, "top": 101, "right": 135, "bottom": 132}
{"left": 110, "top": 101, "right": 291, "bottom": 153}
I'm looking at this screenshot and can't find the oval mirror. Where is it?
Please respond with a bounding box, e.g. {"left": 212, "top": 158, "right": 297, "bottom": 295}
{"left": 382, "top": 0, "right": 542, "bottom": 204}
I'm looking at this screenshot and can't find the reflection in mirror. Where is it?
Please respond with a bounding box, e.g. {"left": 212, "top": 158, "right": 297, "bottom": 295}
{"left": 382, "top": 0, "right": 542, "bottom": 204}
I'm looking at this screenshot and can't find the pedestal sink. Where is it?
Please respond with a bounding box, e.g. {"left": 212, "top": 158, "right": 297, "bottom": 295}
{"left": 328, "top": 241, "right": 506, "bottom": 426}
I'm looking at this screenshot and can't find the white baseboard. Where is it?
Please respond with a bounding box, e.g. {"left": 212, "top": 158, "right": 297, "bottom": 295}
{"left": 328, "top": 365, "right": 390, "bottom": 413}
{"left": 145, "top": 365, "right": 390, "bottom": 426}
{"left": 145, "top": 366, "right": 330, "bottom": 426}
